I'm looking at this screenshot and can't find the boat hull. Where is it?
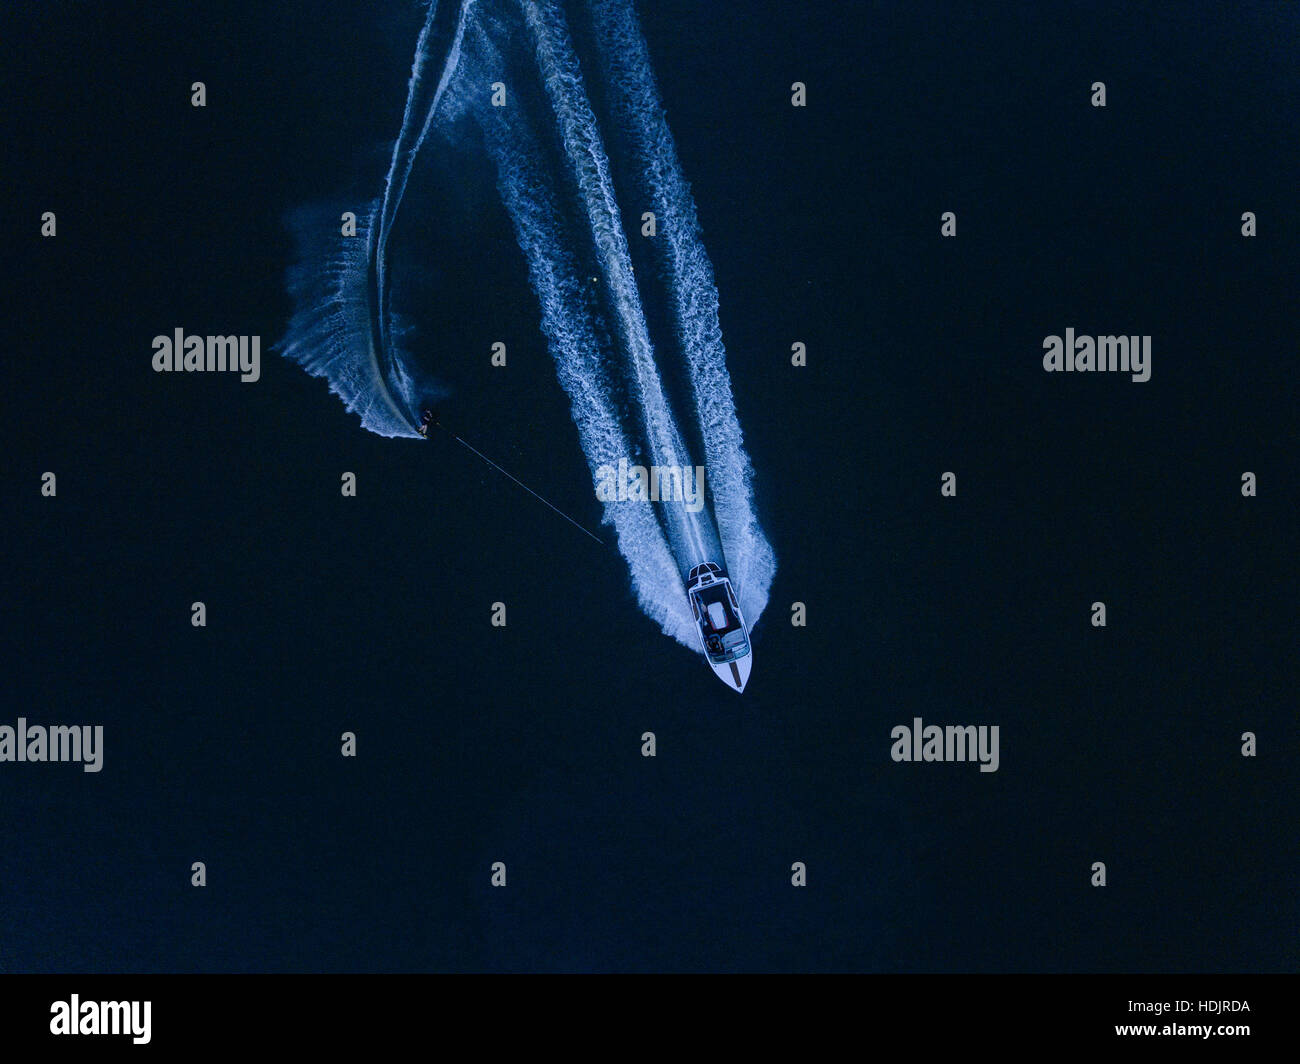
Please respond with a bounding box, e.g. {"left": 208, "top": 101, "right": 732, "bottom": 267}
{"left": 686, "top": 561, "right": 753, "bottom": 693}
{"left": 709, "top": 649, "right": 753, "bottom": 693}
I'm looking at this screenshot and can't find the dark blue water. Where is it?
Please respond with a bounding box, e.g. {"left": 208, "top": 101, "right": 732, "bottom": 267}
{"left": 5, "top": 0, "right": 1296, "bottom": 971}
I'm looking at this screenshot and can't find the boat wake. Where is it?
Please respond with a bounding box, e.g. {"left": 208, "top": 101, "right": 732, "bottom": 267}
{"left": 279, "top": 0, "right": 775, "bottom": 651}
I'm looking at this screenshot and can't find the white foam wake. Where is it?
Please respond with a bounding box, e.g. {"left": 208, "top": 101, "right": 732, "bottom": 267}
{"left": 464, "top": 5, "right": 698, "bottom": 643}
{"left": 586, "top": 0, "right": 777, "bottom": 624}
{"left": 279, "top": 0, "right": 774, "bottom": 651}
{"left": 278, "top": 0, "right": 475, "bottom": 437}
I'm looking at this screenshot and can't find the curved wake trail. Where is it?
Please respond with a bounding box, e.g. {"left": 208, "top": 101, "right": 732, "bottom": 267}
{"left": 279, "top": 0, "right": 474, "bottom": 438}
{"left": 278, "top": 0, "right": 774, "bottom": 652}
{"left": 372, "top": 0, "right": 478, "bottom": 375}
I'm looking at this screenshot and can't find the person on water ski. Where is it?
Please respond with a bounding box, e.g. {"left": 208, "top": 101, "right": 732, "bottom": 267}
{"left": 417, "top": 409, "right": 436, "bottom": 437}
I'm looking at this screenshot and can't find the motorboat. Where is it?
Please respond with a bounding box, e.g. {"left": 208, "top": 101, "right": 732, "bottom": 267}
{"left": 686, "top": 562, "right": 753, "bottom": 692}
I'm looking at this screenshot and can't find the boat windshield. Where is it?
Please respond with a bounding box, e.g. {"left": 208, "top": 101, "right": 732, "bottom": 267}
{"left": 695, "top": 585, "right": 739, "bottom": 634}
{"left": 693, "top": 584, "right": 749, "bottom": 661}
